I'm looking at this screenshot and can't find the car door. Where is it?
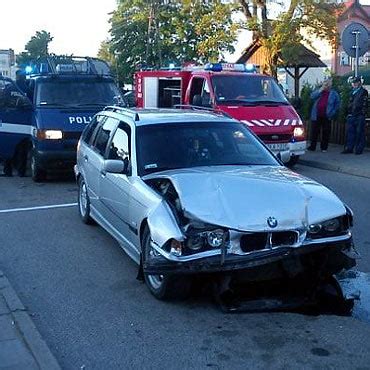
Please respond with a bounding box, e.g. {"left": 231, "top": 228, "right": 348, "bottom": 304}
{"left": 84, "top": 116, "right": 119, "bottom": 214}
{"left": 78, "top": 114, "right": 101, "bottom": 181}
{"left": 99, "top": 121, "right": 135, "bottom": 250}
{"left": 0, "top": 78, "right": 33, "bottom": 161}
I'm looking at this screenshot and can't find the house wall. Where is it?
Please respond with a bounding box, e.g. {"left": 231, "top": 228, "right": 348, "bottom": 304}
{"left": 0, "top": 49, "right": 16, "bottom": 79}
{"left": 280, "top": 67, "right": 329, "bottom": 98}
{"left": 333, "top": 3, "right": 370, "bottom": 76}
{"left": 246, "top": 47, "right": 269, "bottom": 72}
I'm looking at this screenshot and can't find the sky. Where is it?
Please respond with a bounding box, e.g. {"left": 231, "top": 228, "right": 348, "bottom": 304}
{"left": 0, "top": 0, "right": 117, "bottom": 56}
{"left": 1, "top": 0, "right": 370, "bottom": 60}
{"left": 0, "top": 0, "right": 249, "bottom": 61}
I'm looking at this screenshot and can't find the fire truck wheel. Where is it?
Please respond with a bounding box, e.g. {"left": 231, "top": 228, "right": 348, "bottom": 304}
{"left": 286, "top": 155, "right": 299, "bottom": 168}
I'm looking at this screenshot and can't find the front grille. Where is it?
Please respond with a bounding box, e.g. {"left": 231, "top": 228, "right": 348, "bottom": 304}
{"left": 63, "top": 131, "right": 82, "bottom": 140}
{"left": 259, "top": 134, "right": 292, "bottom": 143}
{"left": 271, "top": 231, "right": 298, "bottom": 246}
{"left": 240, "top": 231, "right": 298, "bottom": 253}
{"left": 240, "top": 233, "right": 267, "bottom": 252}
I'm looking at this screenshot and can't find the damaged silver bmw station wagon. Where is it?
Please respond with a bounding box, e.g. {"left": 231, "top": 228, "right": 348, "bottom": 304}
{"left": 75, "top": 108, "right": 356, "bottom": 308}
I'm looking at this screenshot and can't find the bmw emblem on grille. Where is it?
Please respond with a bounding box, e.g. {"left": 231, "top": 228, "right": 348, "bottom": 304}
{"left": 267, "top": 217, "right": 278, "bottom": 228}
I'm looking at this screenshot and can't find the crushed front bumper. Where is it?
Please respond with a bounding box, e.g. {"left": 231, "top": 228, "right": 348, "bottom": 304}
{"left": 143, "top": 240, "right": 356, "bottom": 278}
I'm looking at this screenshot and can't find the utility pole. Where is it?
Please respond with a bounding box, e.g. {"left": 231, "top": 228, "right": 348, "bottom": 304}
{"left": 145, "top": 1, "right": 162, "bottom": 67}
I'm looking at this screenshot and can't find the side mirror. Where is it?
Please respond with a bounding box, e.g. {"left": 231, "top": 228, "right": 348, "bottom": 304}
{"left": 276, "top": 151, "right": 291, "bottom": 164}
{"left": 15, "top": 96, "right": 33, "bottom": 110}
{"left": 103, "top": 159, "right": 129, "bottom": 174}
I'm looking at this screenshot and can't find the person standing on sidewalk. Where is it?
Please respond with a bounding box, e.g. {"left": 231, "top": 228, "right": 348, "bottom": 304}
{"left": 307, "top": 79, "right": 340, "bottom": 152}
{"left": 342, "top": 76, "right": 368, "bottom": 155}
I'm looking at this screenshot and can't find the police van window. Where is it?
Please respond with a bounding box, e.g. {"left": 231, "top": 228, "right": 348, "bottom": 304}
{"left": 92, "top": 117, "right": 119, "bottom": 156}
{"left": 108, "top": 123, "right": 130, "bottom": 161}
{"left": 81, "top": 115, "right": 104, "bottom": 144}
{"left": 0, "top": 79, "right": 30, "bottom": 109}
{"left": 35, "top": 80, "right": 122, "bottom": 107}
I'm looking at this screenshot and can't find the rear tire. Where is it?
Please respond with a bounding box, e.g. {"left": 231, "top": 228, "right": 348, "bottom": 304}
{"left": 78, "top": 177, "right": 94, "bottom": 225}
{"left": 3, "top": 159, "right": 13, "bottom": 176}
{"left": 142, "top": 227, "right": 191, "bottom": 300}
{"left": 14, "top": 141, "right": 30, "bottom": 177}
{"left": 30, "top": 150, "right": 47, "bottom": 182}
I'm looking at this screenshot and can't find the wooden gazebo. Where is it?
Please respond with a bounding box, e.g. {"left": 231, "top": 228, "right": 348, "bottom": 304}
{"left": 236, "top": 40, "right": 327, "bottom": 97}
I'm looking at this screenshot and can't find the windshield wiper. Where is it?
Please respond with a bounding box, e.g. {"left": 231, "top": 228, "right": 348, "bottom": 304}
{"left": 37, "top": 103, "right": 70, "bottom": 108}
{"left": 253, "top": 100, "right": 289, "bottom": 106}
{"left": 217, "top": 99, "right": 255, "bottom": 106}
{"left": 71, "top": 103, "right": 109, "bottom": 107}
{"left": 218, "top": 163, "right": 253, "bottom": 166}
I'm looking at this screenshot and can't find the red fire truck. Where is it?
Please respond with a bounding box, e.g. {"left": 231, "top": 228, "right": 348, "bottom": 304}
{"left": 134, "top": 63, "right": 306, "bottom": 165}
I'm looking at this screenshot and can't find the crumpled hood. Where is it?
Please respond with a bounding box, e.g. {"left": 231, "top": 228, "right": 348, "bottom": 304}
{"left": 145, "top": 166, "right": 346, "bottom": 231}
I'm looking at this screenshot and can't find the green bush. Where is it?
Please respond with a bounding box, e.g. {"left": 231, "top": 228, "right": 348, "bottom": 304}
{"left": 299, "top": 83, "right": 314, "bottom": 121}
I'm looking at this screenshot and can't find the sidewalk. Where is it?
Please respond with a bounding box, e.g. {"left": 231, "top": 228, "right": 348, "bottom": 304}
{"left": 298, "top": 143, "right": 370, "bottom": 179}
{"left": 0, "top": 269, "right": 60, "bottom": 370}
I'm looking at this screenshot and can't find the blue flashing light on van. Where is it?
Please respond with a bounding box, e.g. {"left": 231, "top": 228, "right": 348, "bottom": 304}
{"left": 0, "top": 56, "right": 123, "bottom": 181}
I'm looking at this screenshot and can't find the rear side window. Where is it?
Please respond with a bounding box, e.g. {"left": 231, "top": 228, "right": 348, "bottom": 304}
{"left": 107, "top": 122, "right": 130, "bottom": 161}
{"left": 81, "top": 115, "right": 104, "bottom": 144}
{"left": 92, "top": 117, "right": 119, "bottom": 156}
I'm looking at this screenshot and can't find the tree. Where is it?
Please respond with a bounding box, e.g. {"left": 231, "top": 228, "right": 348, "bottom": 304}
{"left": 17, "top": 30, "right": 53, "bottom": 66}
{"left": 107, "top": 0, "right": 239, "bottom": 83}
{"left": 237, "top": 0, "right": 341, "bottom": 77}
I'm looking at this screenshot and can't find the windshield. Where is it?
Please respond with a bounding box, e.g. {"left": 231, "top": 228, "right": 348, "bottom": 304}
{"left": 137, "top": 122, "right": 278, "bottom": 176}
{"left": 212, "top": 75, "right": 289, "bottom": 105}
{"left": 35, "top": 79, "right": 123, "bottom": 107}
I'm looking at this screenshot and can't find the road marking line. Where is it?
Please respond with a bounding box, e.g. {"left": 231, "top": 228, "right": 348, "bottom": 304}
{"left": 0, "top": 203, "right": 78, "bottom": 214}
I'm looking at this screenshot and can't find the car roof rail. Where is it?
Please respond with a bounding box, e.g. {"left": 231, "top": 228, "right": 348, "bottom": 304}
{"left": 174, "top": 104, "right": 233, "bottom": 119}
{"left": 104, "top": 106, "right": 140, "bottom": 121}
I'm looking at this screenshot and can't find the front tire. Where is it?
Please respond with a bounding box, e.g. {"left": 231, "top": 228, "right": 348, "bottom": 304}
{"left": 78, "top": 177, "right": 94, "bottom": 224}
{"left": 30, "top": 150, "right": 47, "bottom": 182}
{"left": 142, "top": 227, "right": 191, "bottom": 300}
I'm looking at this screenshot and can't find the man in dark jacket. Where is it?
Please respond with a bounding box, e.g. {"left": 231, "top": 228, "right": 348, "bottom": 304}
{"left": 342, "top": 76, "right": 368, "bottom": 155}
{"left": 308, "top": 79, "right": 340, "bottom": 152}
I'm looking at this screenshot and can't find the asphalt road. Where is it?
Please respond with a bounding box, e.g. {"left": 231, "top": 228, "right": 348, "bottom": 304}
{"left": 1, "top": 165, "right": 370, "bottom": 369}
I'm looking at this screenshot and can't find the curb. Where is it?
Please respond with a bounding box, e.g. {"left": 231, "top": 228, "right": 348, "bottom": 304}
{"left": 298, "top": 158, "right": 370, "bottom": 179}
{"left": 0, "top": 270, "right": 61, "bottom": 370}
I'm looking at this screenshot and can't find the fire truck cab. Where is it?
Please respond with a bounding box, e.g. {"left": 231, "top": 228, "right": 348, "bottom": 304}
{"left": 135, "top": 63, "right": 306, "bottom": 165}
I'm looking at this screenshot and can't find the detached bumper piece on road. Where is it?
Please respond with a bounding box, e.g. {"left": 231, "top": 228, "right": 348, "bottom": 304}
{"left": 144, "top": 241, "right": 357, "bottom": 313}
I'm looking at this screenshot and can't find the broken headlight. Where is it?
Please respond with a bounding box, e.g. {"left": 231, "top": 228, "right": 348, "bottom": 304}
{"left": 307, "top": 215, "right": 351, "bottom": 239}
{"left": 185, "top": 227, "right": 228, "bottom": 253}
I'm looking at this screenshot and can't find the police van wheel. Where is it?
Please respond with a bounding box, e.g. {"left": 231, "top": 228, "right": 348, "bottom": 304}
{"left": 30, "top": 154, "right": 46, "bottom": 182}
{"left": 78, "top": 177, "right": 94, "bottom": 225}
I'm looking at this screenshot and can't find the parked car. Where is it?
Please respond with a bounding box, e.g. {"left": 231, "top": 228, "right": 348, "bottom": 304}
{"left": 75, "top": 107, "right": 356, "bottom": 302}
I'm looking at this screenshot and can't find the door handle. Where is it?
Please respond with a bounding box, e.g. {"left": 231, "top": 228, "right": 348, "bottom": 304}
{"left": 100, "top": 170, "right": 106, "bottom": 177}
{"left": 83, "top": 155, "right": 88, "bottom": 162}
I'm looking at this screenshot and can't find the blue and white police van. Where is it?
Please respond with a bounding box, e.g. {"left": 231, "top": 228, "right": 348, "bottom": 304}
{"left": 0, "top": 56, "right": 123, "bottom": 181}
{"left": 0, "top": 75, "right": 32, "bottom": 176}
